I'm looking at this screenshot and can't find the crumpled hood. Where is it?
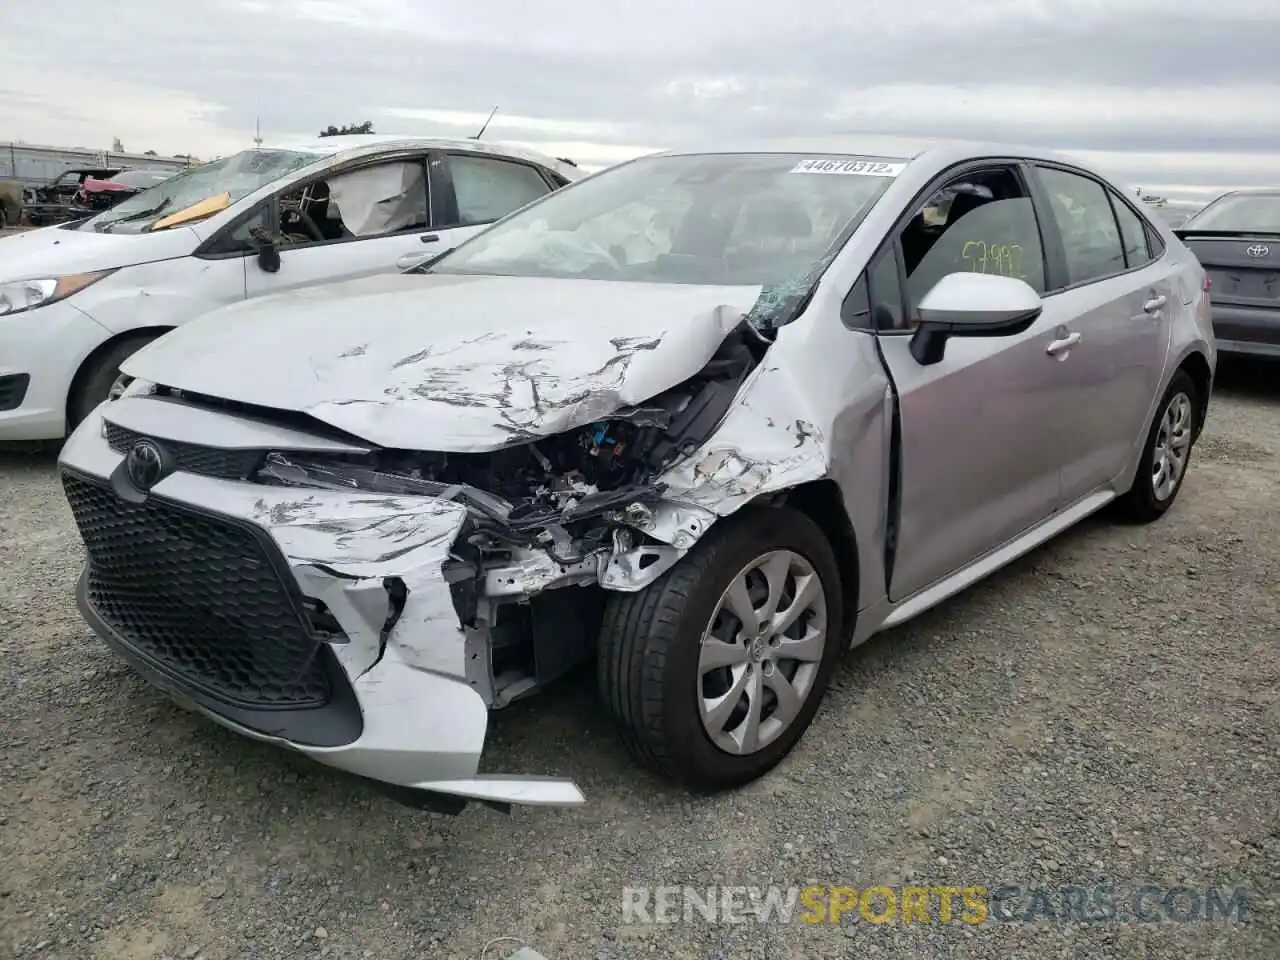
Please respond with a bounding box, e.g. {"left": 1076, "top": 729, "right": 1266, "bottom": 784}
{"left": 123, "top": 273, "right": 763, "bottom": 451}
{"left": 0, "top": 221, "right": 198, "bottom": 281}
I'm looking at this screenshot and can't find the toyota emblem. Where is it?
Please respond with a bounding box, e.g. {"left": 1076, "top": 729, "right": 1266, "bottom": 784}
{"left": 125, "top": 439, "right": 168, "bottom": 490}
{"left": 1245, "top": 243, "right": 1270, "bottom": 258}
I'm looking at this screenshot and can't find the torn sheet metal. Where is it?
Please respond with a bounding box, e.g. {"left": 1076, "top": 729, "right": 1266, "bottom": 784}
{"left": 122, "top": 272, "right": 763, "bottom": 451}
{"left": 151, "top": 475, "right": 476, "bottom": 682}
{"left": 657, "top": 353, "right": 829, "bottom": 522}
{"left": 247, "top": 492, "right": 467, "bottom": 573}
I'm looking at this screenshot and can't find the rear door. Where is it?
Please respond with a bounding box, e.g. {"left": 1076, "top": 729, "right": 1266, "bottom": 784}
{"left": 1178, "top": 232, "right": 1280, "bottom": 355}
{"left": 1027, "top": 164, "right": 1171, "bottom": 504}
{"left": 428, "top": 151, "right": 564, "bottom": 252}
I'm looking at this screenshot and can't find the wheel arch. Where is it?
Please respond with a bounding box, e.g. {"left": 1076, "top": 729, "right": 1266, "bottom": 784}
{"left": 1175, "top": 349, "right": 1213, "bottom": 440}
{"left": 65, "top": 326, "right": 172, "bottom": 427}
{"left": 768, "top": 479, "right": 860, "bottom": 641}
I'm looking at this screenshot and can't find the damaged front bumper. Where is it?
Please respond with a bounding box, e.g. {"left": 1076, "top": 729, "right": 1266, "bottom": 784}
{"left": 58, "top": 403, "right": 601, "bottom": 811}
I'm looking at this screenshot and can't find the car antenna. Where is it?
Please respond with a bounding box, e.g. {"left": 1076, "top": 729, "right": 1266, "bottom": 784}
{"left": 472, "top": 106, "right": 499, "bottom": 140}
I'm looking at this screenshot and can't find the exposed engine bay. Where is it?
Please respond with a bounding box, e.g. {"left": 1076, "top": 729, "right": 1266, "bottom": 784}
{"left": 254, "top": 321, "right": 764, "bottom": 555}
{"left": 217, "top": 321, "right": 769, "bottom": 706}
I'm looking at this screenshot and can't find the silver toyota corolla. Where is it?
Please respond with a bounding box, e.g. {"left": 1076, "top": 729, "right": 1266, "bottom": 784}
{"left": 57, "top": 136, "right": 1216, "bottom": 813}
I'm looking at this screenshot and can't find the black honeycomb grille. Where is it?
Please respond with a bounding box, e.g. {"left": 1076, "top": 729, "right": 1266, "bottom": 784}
{"left": 103, "top": 421, "right": 263, "bottom": 480}
{"left": 63, "top": 472, "right": 330, "bottom": 709}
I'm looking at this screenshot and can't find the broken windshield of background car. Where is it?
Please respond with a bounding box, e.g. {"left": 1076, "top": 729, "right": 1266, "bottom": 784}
{"left": 81, "top": 149, "right": 325, "bottom": 234}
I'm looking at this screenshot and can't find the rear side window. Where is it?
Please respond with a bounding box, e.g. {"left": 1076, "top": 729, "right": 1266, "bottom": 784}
{"left": 447, "top": 155, "right": 553, "bottom": 226}
{"left": 1036, "top": 167, "right": 1126, "bottom": 285}
{"left": 1111, "top": 194, "right": 1154, "bottom": 269}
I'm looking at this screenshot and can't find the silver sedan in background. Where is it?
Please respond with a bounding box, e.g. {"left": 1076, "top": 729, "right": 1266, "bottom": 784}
{"left": 57, "top": 136, "right": 1215, "bottom": 813}
{"left": 1176, "top": 187, "right": 1280, "bottom": 358}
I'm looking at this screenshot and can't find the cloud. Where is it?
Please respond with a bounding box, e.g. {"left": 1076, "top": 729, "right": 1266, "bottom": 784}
{"left": 1, "top": 0, "right": 1278, "bottom": 196}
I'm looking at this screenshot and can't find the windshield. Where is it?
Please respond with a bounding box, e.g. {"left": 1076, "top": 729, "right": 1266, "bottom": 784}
{"left": 1184, "top": 194, "right": 1280, "bottom": 234}
{"left": 108, "top": 170, "right": 174, "bottom": 188}
{"left": 78, "top": 148, "right": 326, "bottom": 234}
{"left": 429, "top": 152, "right": 901, "bottom": 307}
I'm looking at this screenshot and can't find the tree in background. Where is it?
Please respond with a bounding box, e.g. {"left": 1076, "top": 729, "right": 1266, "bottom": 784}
{"left": 319, "top": 122, "right": 375, "bottom": 137}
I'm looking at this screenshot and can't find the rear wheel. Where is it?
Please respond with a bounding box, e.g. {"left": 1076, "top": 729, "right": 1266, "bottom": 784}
{"left": 598, "top": 506, "right": 844, "bottom": 789}
{"left": 1114, "top": 369, "right": 1198, "bottom": 523}
{"left": 68, "top": 333, "right": 161, "bottom": 432}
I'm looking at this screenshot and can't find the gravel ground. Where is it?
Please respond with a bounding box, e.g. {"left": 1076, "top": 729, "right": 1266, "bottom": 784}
{"left": 1, "top": 359, "right": 1277, "bottom": 960}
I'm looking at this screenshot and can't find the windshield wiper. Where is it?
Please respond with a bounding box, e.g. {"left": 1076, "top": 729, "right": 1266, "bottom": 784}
{"left": 96, "top": 197, "right": 172, "bottom": 233}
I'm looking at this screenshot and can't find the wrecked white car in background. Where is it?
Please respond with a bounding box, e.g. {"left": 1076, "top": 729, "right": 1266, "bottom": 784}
{"left": 58, "top": 137, "right": 1214, "bottom": 812}
{"left": 0, "top": 136, "right": 578, "bottom": 443}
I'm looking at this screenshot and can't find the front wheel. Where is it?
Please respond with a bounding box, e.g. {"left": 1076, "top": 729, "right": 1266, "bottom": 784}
{"left": 67, "top": 333, "right": 161, "bottom": 432}
{"left": 1114, "top": 369, "right": 1198, "bottom": 523}
{"left": 598, "top": 506, "right": 844, "bottom": 790}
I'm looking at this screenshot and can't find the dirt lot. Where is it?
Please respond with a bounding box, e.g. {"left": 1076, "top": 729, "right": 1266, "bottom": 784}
{"left": 1, "top": 359, "right": 1277, "bottom": 960}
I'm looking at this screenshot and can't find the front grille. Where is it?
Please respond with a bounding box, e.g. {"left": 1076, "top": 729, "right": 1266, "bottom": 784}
{"left": 63, "top": 472, "right": 330, "bottom": 709}
{"left": 0, "top": 373, "right": 30, "bottom": 412}
{"left": 103, "top": 421, "right": 264, "bottom": 480}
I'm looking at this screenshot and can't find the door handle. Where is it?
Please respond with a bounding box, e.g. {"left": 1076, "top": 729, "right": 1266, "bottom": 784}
{"left": 1046, "top": 332, "right": 1082, "bottom": 357}
{"left": 1143, "top": 295, "right": 1166, "bottom": 313}
{"left": 420, "top": 233, "right": 440, "bottom": 244}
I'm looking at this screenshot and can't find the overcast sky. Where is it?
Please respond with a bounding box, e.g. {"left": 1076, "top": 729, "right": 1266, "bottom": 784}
{"left": 3, "top": 0, "right": 1279, "bottom": 199}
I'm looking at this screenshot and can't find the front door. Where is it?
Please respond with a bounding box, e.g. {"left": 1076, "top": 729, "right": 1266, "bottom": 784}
{"left": 874, "top": 165, "right": 1070, "bottom": 602}
{"left": 246, "top": 156, "right": 437, "bottom": 298}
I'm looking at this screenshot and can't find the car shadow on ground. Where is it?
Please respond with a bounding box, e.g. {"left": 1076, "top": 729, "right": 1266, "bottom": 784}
{"left": 1213, "top": 356, "right": 1279, "bottom": 404}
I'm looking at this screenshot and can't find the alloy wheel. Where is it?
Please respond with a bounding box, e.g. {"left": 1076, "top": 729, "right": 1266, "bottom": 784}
{"left": 107, "top": 373, "right": 134, "bottom": 402}
{"left": 697, "top": 550, "right": 829, "bottom": 755}
{"left": 1151, "top": 391, "right": 1192, "bottom": 502}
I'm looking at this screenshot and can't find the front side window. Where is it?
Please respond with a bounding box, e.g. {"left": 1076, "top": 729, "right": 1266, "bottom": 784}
{"left": 1036, "top": 167, "right": 1126, "bottom": 285}
{"left": 273, "top": 160, "right": 429, "bottom": 247}
{"left": 78, "top": 148, "right": 326, "bottom": 235}
{"left": 899, "top": 168, "right": 1047, "bottom": 317}
{"left": 447, "top": 155, "right": 553, "bottom": 226}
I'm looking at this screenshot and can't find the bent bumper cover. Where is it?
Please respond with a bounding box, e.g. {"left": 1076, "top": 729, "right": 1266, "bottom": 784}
{"left": 58, "top": 406, "right": 585, "bottom": 809}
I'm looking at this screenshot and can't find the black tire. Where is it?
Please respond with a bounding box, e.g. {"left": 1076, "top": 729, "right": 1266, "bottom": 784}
{"left": 598, "top": 505, "right": 845, "bottom": 790}
{"left": 1114, "top": 369, "right": 1198, "bottom": 524}
{"left": 68, "top": 333, "right": 161, "bottom": 431}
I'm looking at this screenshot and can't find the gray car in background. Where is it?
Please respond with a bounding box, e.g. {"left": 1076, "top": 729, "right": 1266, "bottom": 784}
{"left": 1176, "top": 188, "right": 1280, "bottom": 358}
{"left": 56, "top": 136, "right": 1216, "bottom": 813}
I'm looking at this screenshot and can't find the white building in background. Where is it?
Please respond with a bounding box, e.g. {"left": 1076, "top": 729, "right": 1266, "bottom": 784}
{"left": 0, "top": 142, "right": 193, "bottom": 188}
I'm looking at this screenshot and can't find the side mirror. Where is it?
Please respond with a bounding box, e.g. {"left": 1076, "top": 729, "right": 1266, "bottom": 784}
{"left": 249, "top": 226, "right": 281, "bottom": 273}
{"left": 256, "top": 240, "right": 282, "bottom": 274}
{"left": 909, "top": 272, "right": 1043, "bottom": 366}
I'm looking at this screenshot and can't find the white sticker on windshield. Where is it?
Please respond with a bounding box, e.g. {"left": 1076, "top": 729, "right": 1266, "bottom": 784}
{"left": 790, "top": 158, "right": 907, "bottom": 177}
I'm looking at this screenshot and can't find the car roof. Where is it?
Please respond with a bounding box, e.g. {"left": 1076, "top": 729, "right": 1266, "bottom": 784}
{"left": 261, "top": 134, "right": 581, "bottom": 180}
{"left": 1209, "top": 187, "right": 1280, "bottom": 199}
{"left": 656, "top": 134, "right": 1089, "bottom": 170}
